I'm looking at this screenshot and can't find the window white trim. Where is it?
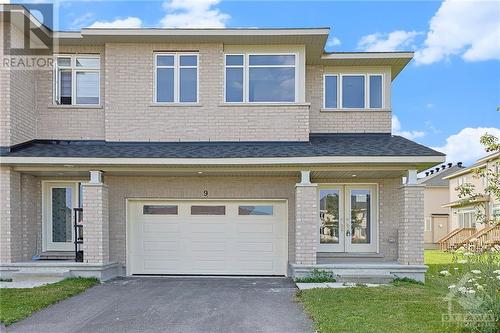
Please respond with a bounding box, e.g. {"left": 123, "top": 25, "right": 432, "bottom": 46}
{"left": 223, "top": 52, "right": 297, "bottom": 104}
{"left": 53, "top": 54, "right": 101, "bottom": 106}
{"left": 154, "top": 53, "right": 199, "bottom": 104}
{"left": 368, "top": 74, "right": 384, "bottom": 109}
{"left": 323, "top": 73, "right": 384, "bottom": 110}
{"left": 323, "top": 74, "right": 339, "bottom": 109}
{"left": 317, "top": 183, "right": 379, "bottom": 253}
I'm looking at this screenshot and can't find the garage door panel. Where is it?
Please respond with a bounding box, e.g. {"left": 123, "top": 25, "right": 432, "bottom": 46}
{"left": 128, "top": 200, "right": 287, "bottom": 276}
{"left": 142, "top": 222, "right": 180, "bottom": 234}
{"left": 142, "top": 240, "right": 180, "bottom": 252}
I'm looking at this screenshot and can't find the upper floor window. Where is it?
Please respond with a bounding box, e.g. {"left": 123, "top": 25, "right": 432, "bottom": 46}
{"left": 225, "top": 54, "right": 296, "bottom": 103}
{"left": 155, "top": 53, "right": 198, "bottom": 103}
{"left": 54, "top": 55, "right": 100, "bottom": 105}
{"left": 323, "top": 73, "right": 383, "bottom": 109}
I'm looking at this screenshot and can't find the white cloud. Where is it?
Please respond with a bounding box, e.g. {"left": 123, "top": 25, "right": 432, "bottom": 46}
{"left": 71, "top": 12, "right": 94, "bottom": 29}
{"left": 88, "top": 17, "right": 142, "bottom": 28}
{"left": 160, "top": 0, "right": 230, "bottom": 28}
{"left": 326, "top": 36, "right": 341, "bottom": 48}
{"left": 392, "top": 115, "right": 426, "bottom": 140}
{"left": 415, "top": 0, "right": 500, "bottom": 64}
{"left": 425, "top": 103, "right": 434, "bottom": 109}
{"left": 357, "top": 30, "right": 420, "bottom": 52}
{"left": 431, "top": 127, "right": 500, "bottom": 164}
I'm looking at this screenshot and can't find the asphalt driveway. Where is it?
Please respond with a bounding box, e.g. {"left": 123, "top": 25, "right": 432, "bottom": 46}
{"left": 5, "top": 277, "right": 313, "bottom": 333}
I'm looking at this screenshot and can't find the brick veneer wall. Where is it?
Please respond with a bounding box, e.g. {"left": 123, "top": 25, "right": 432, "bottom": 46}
{"left": 103, "top": 43, "right": 309, "bottom": 142}
{"left": 82, "top": 183, "right": 110, "bottom": 264}
{"left": 294, "top": 183, "right": 318, "bottom": 265}
{"left": 306, "top": 65, "right": 392, "bottom": 134}
{"left": 0, "top": 167, "right": 22, "bottom": 262}
{"left": 398, "top": 184, "right": 425, "bottom": 265}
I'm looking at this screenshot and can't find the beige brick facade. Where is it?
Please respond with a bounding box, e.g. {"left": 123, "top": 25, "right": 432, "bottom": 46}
{"left": 398, "top": 184, "right": 425, "bottom": 265}
{"left": 0, "top": 166, "right": 22, "bottom": 262}
{"left": 294, "top": 184, "right": 318, "bottom": 265}
{"left": 82, "top": 183, "right": 110, "bottom": 264}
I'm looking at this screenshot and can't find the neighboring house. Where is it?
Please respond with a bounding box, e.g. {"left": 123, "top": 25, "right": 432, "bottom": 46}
{"left": 0, "top": 6, "right": 445, "bottom": 282}
{"left": 443, "top": 152, "right": 500, "bottom": 230}
{"left": 418, "top": 163, "right": 464, "bottom": 249}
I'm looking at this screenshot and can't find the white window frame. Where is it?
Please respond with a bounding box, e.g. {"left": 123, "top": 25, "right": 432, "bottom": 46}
{"left": 323, "top": 73, "right": 384, "bottom": 110}
{"left": 154, "top": 53, "right": 199, "bottom": 104}
{"left": 53, "top": 54, "right": 101, "bottom": 106}
{"left": 457, "top": 209, "right": 476, "bottom": 228}
{"left": 317, "top": 183, "right": 379, "bottom": 253}
{"left": 224, "top": 53, "right": 298, "bottom": 104}
{"left": 425, "top": 217, "right": 432, "bottom": 232}
{"left": 323, "top": 74, "right": 339, "bottom": 109}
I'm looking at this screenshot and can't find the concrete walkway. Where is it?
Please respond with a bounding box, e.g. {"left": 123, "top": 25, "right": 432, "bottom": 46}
{"left": 5, "top": 277, "right": 314, "bottom": 333}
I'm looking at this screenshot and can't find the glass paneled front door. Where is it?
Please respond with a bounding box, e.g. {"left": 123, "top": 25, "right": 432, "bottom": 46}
{"left": 319, "top": 185, "right": 378, "bottom": 253}
{"left": 45, "top": 182, "right": 78, "bottom": 251}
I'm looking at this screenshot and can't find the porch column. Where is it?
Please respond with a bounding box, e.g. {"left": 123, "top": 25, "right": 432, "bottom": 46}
{"left": 398, "top": 182, "right": 425, "bottom": 265}
{"left": 0, "top": 166, "right": 22, "bottom": 263}
{"left": 82, "top": 171, "right": 109, "bottom": 264}
{"left": 295, "top": 171, "right": 318, "bottom": 265}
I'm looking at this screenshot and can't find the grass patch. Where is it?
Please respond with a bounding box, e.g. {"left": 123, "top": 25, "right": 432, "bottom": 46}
{"left": 425, "top": 249, "right": 455, "bottom": 265}
{"left": 297, "top": 250, "right": 464, "bottom": 333}
{"left": 0, "top": 277, "right": 99, "bottom": 325}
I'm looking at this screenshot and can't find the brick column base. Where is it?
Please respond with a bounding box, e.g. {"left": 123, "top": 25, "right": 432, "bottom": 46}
{"left": 398, "top": 184, "right": 425, "bottom": 265}
{"left": 82, "top": 182, "right": 109, "bottom": 264}
{"left": 295, "top": 183, "right": 318, "bottom": 265}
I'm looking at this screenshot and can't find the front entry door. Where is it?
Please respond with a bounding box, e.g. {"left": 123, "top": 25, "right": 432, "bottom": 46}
{"left": 44, "top": 182, "right": 79, "bottom": 251}
{"left": 319, "top": 185, "right": 378, "bottom": 253}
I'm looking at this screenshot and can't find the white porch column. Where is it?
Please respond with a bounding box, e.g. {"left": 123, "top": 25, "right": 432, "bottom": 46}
{"left": 0, "top": 166, "right": 22, "bottom": 263}
{"left": 295, "top": 171, "right": 318, "bottom": 265}
{"left": 398, "top": 183, "right": 425, "bottom": 265}
{"left": 82, "top": 171, "right": 109, "bottom": 264}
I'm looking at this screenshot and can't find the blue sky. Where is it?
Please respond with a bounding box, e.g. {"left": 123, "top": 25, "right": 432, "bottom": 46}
{"left": 15, "top": 0, "right": 500, "bottom": 165}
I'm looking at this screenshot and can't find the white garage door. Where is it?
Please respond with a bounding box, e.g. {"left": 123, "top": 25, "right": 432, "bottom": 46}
{"left": 128, "top": 200, "right": 287, "bottom": 276}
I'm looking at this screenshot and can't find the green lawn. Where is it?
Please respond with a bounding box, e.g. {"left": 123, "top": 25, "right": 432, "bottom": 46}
{"left": 0, "top": 278, "right": 99, "bottom": 325}
{"left": 297, "top": 250, "right": 465, "bottom": 333}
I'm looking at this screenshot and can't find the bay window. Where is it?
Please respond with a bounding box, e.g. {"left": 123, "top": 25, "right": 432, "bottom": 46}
{"left": 155, "top": 53, "right": 198, "bottom": 103}
{"left": 323, "top": 73, "right": 384, "bottom": 109}
{"left": 54, "top": 55, "right": 100, "bottom": 105}
{"left": 225, "top": 54, "right": 296, "bottom": 103}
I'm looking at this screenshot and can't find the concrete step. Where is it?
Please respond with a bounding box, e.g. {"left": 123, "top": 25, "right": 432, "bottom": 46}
{"left": 38, "top": 251, "right": 76, "bottom": 260}
{"left": 11, "top": 270, "right": 71, "bottom": 283}
{"left": 336, "top": 273, "right": 394, "bottom": 284}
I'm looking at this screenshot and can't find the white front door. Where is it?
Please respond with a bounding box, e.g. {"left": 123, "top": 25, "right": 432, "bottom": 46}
{"left": 319, "top": 185, "right": 378, "bottom": 253}
{"left": 44, "top": 182, "right": 79, "bottom": 251}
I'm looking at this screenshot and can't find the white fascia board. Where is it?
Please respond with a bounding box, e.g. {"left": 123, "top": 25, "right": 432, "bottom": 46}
{"left": 0, "top": 155, "right": 445, "bottom": 166}
{"left": 321, "top": 52, "right": 414, "bottom": 60}
{"left": 80, "top": 28, "right": 330, "bottom": 37}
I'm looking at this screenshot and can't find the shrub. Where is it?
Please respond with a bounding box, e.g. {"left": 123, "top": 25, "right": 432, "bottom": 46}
{"left": 295, "top": 269, "right": 336, "bottom": 283}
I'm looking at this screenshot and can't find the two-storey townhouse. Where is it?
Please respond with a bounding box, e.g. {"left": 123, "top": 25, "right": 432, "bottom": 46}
{"left": 0, "top": 5, "right": 445, "bottom": 282}
{"left": 444, "top": 152, "right": 500, "bottom": 230}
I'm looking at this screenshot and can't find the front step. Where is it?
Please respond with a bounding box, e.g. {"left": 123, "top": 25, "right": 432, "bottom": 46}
{"left": 11, "top": 271, "right": 71, "bottom": 283}
{"left": 336, "top": 273, "right": 394, "bottom": 284}
{"left": 38, "top": 251, "right": 76, "bottom": 260}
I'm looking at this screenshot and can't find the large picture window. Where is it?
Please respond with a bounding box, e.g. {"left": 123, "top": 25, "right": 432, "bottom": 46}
{"left": 155, "top": 53, "right": 198, "bottom": 103}
{"left": 225, "top": 54, "right": 296, "bottom": 103}
{"left": 323, "top": 73, "right": 383, "bottom": 109}
{"left": 54, "top": 55, "right": 100, "bottom": 105}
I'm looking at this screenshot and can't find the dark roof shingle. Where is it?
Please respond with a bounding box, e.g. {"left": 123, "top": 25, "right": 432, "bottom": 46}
{"left": 0, "top": 134, "right": 444, "bottom": 159}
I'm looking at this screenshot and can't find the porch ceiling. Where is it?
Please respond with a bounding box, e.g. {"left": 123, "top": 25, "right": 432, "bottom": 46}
{"left": 13, "top": 165, "right": 408, "bottom": 179}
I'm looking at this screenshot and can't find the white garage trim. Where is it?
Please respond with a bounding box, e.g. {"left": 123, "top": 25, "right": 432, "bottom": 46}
{"left": 126, "top": 198, "right": 289, "bottom": 276}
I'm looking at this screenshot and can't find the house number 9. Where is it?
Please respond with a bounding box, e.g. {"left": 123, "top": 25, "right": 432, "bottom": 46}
{"left": 203, "top": 190, "right": 209, "bottom": 197}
